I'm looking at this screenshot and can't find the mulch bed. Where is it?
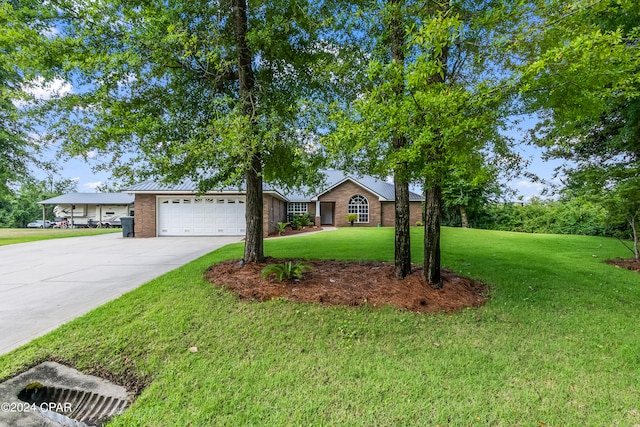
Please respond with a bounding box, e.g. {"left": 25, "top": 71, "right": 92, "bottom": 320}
{"left": 205, "top": 258, "right": 488, "bottom": 313}
{"left": 606, "top": 258, "right": 640, "bottom": 273}
{"left": 266, "top": 226, "right": 324, "bottom": 238}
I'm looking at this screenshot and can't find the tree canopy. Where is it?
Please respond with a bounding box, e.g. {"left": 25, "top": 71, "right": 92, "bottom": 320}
{"left": 516, "top": 0, "right": 640, "bottom": 260}
{"left": 31, "top": 0, "right": 346, "bottom": 260}
{"left": 325, "top": 0, "right": 518, "bottom": 285}
{"left": 0, "top": 1, "right": 44, "bottom": 195}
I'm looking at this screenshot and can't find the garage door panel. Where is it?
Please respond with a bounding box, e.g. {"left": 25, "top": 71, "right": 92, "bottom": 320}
{"left": 157, "top": 196, "right": 246, "bottom": 236}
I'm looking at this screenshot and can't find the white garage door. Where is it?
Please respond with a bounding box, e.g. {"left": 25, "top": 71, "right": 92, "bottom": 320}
{"left": 157, "top": 196, "right": 246, "bottom": 236}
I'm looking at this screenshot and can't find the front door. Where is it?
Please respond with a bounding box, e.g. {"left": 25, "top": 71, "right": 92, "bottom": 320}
{"left": 320, "top": 202, "right": 334, "bottom": 225}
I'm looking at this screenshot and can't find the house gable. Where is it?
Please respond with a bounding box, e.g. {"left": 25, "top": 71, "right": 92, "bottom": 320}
{"left": 313, "top": 177, "right": 389, "bottom": 202}
{"left": 318, "top": 180, "right": 382, "bottom": 227}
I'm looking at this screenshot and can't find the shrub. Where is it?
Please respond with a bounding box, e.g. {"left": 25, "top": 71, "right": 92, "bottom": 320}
{"left": 345, "top": 213, "right": 358, "bottom": 226}
{"left": 261, "top": 261, "right": 313, "bottom": 282}
{"left": 276, "top": 222, "right": 290, "bottom": 235}
{"left": 292, "top": 213, "right": 313, "bottom": 230}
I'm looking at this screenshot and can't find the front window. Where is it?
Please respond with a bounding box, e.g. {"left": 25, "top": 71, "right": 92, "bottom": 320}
{"left": 288, "top": 202, "right": 308, "bottom": 216}
{"left": 348, "top": 195, "right": 369, "bottom": 223}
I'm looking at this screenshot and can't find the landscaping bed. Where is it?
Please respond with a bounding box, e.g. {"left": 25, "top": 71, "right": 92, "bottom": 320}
{"left": 607, "top": 258, "right": 640, "bottom": 273}
{"left": 206, "top": 258, "right": 488, "bottom": 312}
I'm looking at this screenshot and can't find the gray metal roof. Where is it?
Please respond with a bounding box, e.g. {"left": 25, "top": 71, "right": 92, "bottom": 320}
{"left": 284, "top": 170, "right": 424, "bottom": 202}
{"left": 124, "top": 171, "right": 424, "bottom": 202}
{"left": 124, "top": 177, "right": 278, "bottom": 193}
{"left": 38, "top": 193, "right": 135, "bottom": 205}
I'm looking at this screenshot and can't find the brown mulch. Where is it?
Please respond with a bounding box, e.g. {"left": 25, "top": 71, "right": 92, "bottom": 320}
{"left": 606, "top": 258, "right": 640, "bottom": 273}
{"left": 205, "top": 258, "right": 488, "bottom": 313}
{"left": 266, "top": 226, "right": 324, "bottom": 238}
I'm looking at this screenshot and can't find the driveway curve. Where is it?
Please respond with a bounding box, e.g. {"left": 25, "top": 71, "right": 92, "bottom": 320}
{"left": 0, "top": 233, "right": 241, "bottom": 355}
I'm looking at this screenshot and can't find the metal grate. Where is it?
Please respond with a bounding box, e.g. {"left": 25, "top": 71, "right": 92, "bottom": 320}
{"left": 18, "top": 383, "right": 129, "bottom": 427}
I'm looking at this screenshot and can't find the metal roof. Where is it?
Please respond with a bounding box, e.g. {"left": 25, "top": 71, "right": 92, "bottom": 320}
{"left": 124, "top": 177, "right": 278, "bottom": 193}
{"left": 124, "top": 171, "right": 424, "bottom": 202}
{"left": 38, "top": 193, "right": 135, "bottom": 205}
{"left": 284, "top": 170, "right": 424, "bottom": 202}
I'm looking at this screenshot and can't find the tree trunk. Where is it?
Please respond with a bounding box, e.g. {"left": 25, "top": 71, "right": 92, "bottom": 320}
{"left": 233, "top": 0, "right": 263, "bottom": 263}
{"left": 424, "top": 184, "right": 442, "bottom": 288}
{"left": 245, "top": 152, "right": 264, "bottom": 263}
{"left": 389, "top": 0, "right": 411, "bottom": 279}
{"left": 423, "top": 0, "right": 449, "bottom": 288}
{"left": 459, "top": 205, "right": 469, "bottom": 228}
{"left": 630, "top": 213, "right": 639, "bottom": 262}
{"left": 394, "top": 174, "right": 411, "bottom": 278}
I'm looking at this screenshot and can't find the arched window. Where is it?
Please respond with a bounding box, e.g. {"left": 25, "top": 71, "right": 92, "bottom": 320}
{"left": 348, "top": 195, "right": 369, "bottom": 223}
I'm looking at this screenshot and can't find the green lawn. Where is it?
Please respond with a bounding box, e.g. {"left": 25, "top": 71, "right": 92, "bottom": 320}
{"left": 1, "top": 227, "right": 639, "bottom": 426}
{"left": 0, "top": 227, "right": 120, "bottom": 246}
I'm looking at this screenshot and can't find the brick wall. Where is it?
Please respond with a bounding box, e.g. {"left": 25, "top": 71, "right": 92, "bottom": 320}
{"left": 319, "top": 181, "right": 381, "bottom": 227}
{"left": 381, "top": 202, "right": 394, "bottom": 227}
{"left": 263, "top": 195, "right": 287, "bottom": 237}
{"left": 134, "top": 194, "right": 157, "bottom": 237}
{"left": 381, "top": 201, "right": 424, "bottom": 227}
{"left": 410, "top": 202, "right": 423, "bottom": 225}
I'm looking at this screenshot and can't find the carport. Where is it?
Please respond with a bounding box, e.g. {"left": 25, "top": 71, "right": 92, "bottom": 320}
{"left": 37, "top": 193, "right": 134, "bottom": 228}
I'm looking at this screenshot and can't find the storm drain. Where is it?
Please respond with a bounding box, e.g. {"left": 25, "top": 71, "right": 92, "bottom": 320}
{"left": 17, "top": 383, "right": 129, "bottom": 427}
{"left": 0, "top": 362, "right": 133, "bottom": 427}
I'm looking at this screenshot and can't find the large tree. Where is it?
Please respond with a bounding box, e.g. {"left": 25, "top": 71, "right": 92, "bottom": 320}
{"left": 327, "top": 1, "right": 515, "bottom": 286}
{"left": 389, "top": 0, "right": 412, "bottom": 279}
{"left": 516, "top": 0, "right": 640, "bottom": 260}
{"left": 0, "top": 1, "right": 47, "bottom": 195}
{"left": 322, "top": 0, "right": 415, "bottom": 279}
{"left": 36, "top": 0, "right": 332, "bottom": 262}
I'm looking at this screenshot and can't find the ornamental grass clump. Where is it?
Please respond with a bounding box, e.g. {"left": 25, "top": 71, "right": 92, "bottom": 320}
{"left": 261, "top": 261, "right": 312, "bottom": 282}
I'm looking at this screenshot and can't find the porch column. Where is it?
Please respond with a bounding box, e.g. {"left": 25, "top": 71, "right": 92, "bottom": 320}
{"left": 315, "top": 200, "right": 321, "bottom": 227}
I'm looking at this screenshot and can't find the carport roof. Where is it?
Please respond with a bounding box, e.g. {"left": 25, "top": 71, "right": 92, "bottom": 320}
{"left": 37, "top": 193, "right": 135, "bottom": 205}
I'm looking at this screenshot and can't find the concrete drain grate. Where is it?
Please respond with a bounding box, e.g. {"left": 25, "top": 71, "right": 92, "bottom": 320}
{"left": 0, "top": 362, "right": 132, "bottom": 427}
{"left": 17, "top": 383, "right": 130, "bottom": 427}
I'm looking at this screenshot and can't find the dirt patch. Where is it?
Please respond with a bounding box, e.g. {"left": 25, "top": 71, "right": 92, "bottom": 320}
{"left": 606, "top": 258, "right": 640, "bottom": 273}
{"left": 205, "top": 258, "right": 488, "bottom": 313}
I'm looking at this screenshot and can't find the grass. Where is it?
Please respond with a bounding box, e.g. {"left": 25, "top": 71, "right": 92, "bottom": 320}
{"left": 0, "top": 227, "right": 120, "bottom": 246}
{"left": 1, "top": 227, "right": 639, "bottom": 426}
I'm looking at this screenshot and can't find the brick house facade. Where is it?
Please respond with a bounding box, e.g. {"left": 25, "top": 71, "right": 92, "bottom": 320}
{"left": 125, "top": 171, "right": 424, "bottom": 237}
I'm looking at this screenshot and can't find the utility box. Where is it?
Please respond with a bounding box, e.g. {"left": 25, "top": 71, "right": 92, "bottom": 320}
{"left": 121, "top": 217, "right": 135, "bottom": 238}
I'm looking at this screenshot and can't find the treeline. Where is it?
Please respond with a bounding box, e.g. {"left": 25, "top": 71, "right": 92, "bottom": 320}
{"left": 443, "top": 198, "right": 628, "bottom": 238}
{"left": 0, "top": 178, "right": 76, "bottom": 228}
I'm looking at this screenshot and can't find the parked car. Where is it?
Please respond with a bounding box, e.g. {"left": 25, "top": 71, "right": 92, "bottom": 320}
{"left": 27, "top": 220, "right": 53, "bottom": 228}
{"left": 100, "top": 216, "right": 122, "bottom": 228}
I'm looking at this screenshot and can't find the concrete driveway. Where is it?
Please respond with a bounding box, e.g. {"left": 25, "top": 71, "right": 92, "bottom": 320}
{"left": 0, "top": 233, "right": 241, "bottom": 355}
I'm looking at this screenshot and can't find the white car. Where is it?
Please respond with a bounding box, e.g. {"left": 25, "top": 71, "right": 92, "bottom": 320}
{"left": 27, "top": 220, "right": 53, "bottom": 229}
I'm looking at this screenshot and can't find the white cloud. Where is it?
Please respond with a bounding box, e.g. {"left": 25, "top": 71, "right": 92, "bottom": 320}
{"left": 513, "top": 180, "right": 546, "bottom": 202}
{"left": 23, "top": 77, "right": 73, "bottom": 101}
{"left": 43, "top": 26, "right": 60, "bottom": 38}
{"left": 515, "top": 180, "right": 545, "bottom": 191}
{"left": 86, "top": 150, "right": 97, "bottom": 159}
{"left": 83, "top": 181, "right": 103, "bottom": 191}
